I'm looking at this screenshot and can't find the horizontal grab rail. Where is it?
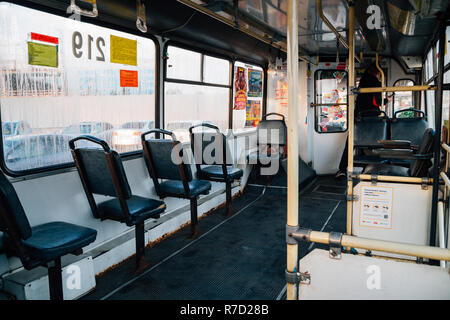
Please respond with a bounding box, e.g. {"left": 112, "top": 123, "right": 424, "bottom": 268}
{"left": 355, "top": 174, "right": 433, "bottom": 185}
{"left": 358, "top": 85, "right": 436, "bottom": 94}
{"left": 291, "top": 230, "right": 450, "bottom": 261}
{"left": 310, "top": 103, "right": 348, "bottom": 107}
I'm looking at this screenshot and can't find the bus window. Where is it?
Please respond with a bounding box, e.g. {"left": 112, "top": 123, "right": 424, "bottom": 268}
{"left": 445, "top": 26, "right": 450, "bottom": 67}
{"left": 443, "top": 71, "right": 450, "bottom": 129}
{"left": 425, "top": 48, "right": 434, "bottom": 82}
{"left": 426, "top": 81, "right": 435, "bottom": 130}
{"left": 166, "top": 46, "right": 201, "bottom": 82}
{"left": 164, "top": 46, "right": 230, "bottom": 141}
{"left": 314, "top": 69, "right": 348, "bottom": 133}
{"left": 232, "top": 61, "right": 264, "bottom": 130}
{"left": 393, "top": 79, "right": 415, "bottom": 118}
{"left": 0, "top": 3, "right": 156, "bottom": 174}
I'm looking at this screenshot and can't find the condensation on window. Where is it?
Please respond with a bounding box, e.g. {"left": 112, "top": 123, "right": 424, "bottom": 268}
{"left": 0, "top": 3, "right": 156, "bottom": 172}
{"left": 164, "top": 83, "right": 229, "bottom": 142}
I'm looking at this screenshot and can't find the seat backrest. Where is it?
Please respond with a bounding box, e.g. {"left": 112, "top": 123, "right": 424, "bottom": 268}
{"left": 391, "top": 118, "right": 429, "bottom": 148}
{"left": 0, "top": 170, "right": 32, "bottom": 241}
{"left": 69, "top": 136, "right": 132, "bottom": 199}
{"left": 257, "top": 113, "right": 287, "bottom": 147}
{"left": 189, "top": 123, "right": 232, "bottom": 166}
{"left": 141, "top": 130, "right": 193, "bottom": 182}
{"left": 354, "top": 115, "right": 389, "bottom": 148}
{"left": 409, "top": 128, "right": 435, "bottom": 177}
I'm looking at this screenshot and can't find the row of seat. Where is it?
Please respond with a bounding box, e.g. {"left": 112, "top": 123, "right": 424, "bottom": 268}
{"left": 355, "top": 109, "right": 428, "bottom": 149}
{"left": 354, "top": 110, "right": 435, "bottom": 178}
{"left": 0, "top": 123, "right": 244, "bottom": 300}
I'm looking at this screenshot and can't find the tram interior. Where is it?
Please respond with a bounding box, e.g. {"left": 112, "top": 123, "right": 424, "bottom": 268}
{"left": 0, "top": 0, "right": 449, "bottom": 300}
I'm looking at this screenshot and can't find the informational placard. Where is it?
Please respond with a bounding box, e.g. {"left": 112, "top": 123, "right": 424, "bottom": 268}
{"left": 28, "top": 42, "right": 58, "bottom": 68}
{"left": 234, "top": 66, "right": 247, "bottom": 110}
{"left": 110, "top": 35, "right": 137, "bottom": 66}
{"left": 120, "top": 70, "right": 138, "bottom": 87}
{"left": 248, "top": 68, "right": 262, "bottom": 97}
{"left": 359, "top": 186, "right": 393, "bottom": 229}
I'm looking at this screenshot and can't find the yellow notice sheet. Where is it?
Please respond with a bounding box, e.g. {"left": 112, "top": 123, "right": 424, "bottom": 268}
{"left": 110, "top": 35, "right": 137, "bottom": 66}
{"left": 28, "top": 42, "right": 58, "bottom": 68}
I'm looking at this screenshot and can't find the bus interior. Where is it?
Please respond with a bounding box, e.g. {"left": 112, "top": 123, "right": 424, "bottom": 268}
{"left": 0, "top": 0, "right": 449, "bottom": 301}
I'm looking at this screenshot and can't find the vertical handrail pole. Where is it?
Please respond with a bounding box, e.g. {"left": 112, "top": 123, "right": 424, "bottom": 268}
{"left": 286, "top": 0, "right": 299, "bottom": 301}
{"left": 430, "top": 21, "right": 446, "bottom": 249}
{"left": 437, "top": 202, "right": 446, "bottom": 267}
{"left": 346, "top": 1, "right": 355, "bottom": 238}
{"left": 375, "top": 52, "right": 385, "bottom": 113}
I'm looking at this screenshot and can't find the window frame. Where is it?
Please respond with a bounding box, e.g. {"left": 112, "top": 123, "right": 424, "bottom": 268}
{"left": 0, "top": 3, "right": 160, "bottom": 178}
{"left": 313, "top": 69, "right": 349, "bottom": 134}
{"left": 162, "top": 41, "right": 267, "bottom": 132}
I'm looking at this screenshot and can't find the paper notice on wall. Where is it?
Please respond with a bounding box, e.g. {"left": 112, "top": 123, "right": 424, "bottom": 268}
{"left": 245, "top": 100, "right": 262, "bottom": 127}
{"left": 359, "top": 186, "right": 393, "bottom": 229}
{"left": 110, "top": 35, "right": 137, "bottom": 66}
{"left": 120, "top": 70, "right": 138, "bottom": 87}
{"left": 248, "top": 68, "right": 262, "bottom": 98}
{"left": 28, "top": 42, "right": 58, "bottom": 68}
{"left": 234, "top": 66, "right": 247, "bottom": 110}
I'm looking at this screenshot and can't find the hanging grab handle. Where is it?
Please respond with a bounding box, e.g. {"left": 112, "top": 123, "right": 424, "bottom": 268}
{"left": 67, "top": 0, "right": 98, "bottom": 18}
{"left": 136, "top": 0, "right": 148, "bottom": 33}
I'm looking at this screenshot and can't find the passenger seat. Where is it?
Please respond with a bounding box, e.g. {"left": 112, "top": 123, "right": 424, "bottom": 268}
{"left": 363, "top": 128, "right": 435, "bottom": 177}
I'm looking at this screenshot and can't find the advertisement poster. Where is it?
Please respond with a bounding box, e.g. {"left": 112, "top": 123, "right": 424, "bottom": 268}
{"left": 234, "top": 66, "right": 247, "bottom": 110}
{"left": 245, "top": 100, "right": 261, "bottom": 127}
{"left": 248, "top": 68, "right": 263, "bottom": 97}
{"left": 359, "top": 186, "right": 393, "bottom": 229}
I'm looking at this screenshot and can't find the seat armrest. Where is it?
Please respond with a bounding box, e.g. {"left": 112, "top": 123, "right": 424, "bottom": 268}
{"left": 378, "top": 140, "right": 411, "bottom": 149}
{"left": 373, "top": 149, "right": 433, "bottom": 160}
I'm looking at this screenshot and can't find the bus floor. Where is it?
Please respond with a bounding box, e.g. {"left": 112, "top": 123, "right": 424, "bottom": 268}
{"left": 82, "top": 171, "right": 347, "bottom": 300}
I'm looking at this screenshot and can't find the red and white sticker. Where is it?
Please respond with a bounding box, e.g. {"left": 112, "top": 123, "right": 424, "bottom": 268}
{"left": 30, "top": 32, "right": 59, "bottom": 45}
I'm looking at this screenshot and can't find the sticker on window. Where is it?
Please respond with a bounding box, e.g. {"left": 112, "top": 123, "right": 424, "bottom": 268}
{"left": 110, "top": 35, "right": 137, "bottom": 66}
{"left": 120, "top": 70, "right": 138, "bottom": 87}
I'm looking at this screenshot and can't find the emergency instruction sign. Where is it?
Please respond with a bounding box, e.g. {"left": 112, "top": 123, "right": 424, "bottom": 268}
{"left": 359, "top": 186, "right": 393, "bottom": 229}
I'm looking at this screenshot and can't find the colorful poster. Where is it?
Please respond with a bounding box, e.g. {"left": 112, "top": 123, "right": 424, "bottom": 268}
{"left": 245, "top": 100, "right": 261, "bottom": 127}
{"left": 248, "top": 69, "right": 263, "bottom": 97}
{"left": 110, "top": 35, "right": 137, "bottom": 66}
{"left": 28, "top": 42, "right": 58, "bottom": 68}
{"left": 120, "top": 70, "right": 138, "bottom": 87}
{"left": 234, "top": 66, "right": 247, "bottom": 110}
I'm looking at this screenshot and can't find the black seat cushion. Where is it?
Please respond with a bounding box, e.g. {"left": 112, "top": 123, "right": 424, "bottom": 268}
{"left": 97, "top": 195, "right": 166, "bottom": 226}
{"left": 363, "top": 163, "right": 409, "bottom": 177}
{"left": 159, "top": 180, "right": 211, "bottom": 198}
{"left": 354, "top": 116, "right": 389, "bottom": 148}
{"left": 21, "top": 222, "right": 97, "bottom": 266}
{"left": 199, "top": 165, "right": 243, "bottom": 181}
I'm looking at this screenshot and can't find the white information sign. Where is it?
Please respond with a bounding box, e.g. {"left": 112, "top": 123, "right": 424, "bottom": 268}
{"left": 359, "top": 186, "right": 393, "bottom": 229}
